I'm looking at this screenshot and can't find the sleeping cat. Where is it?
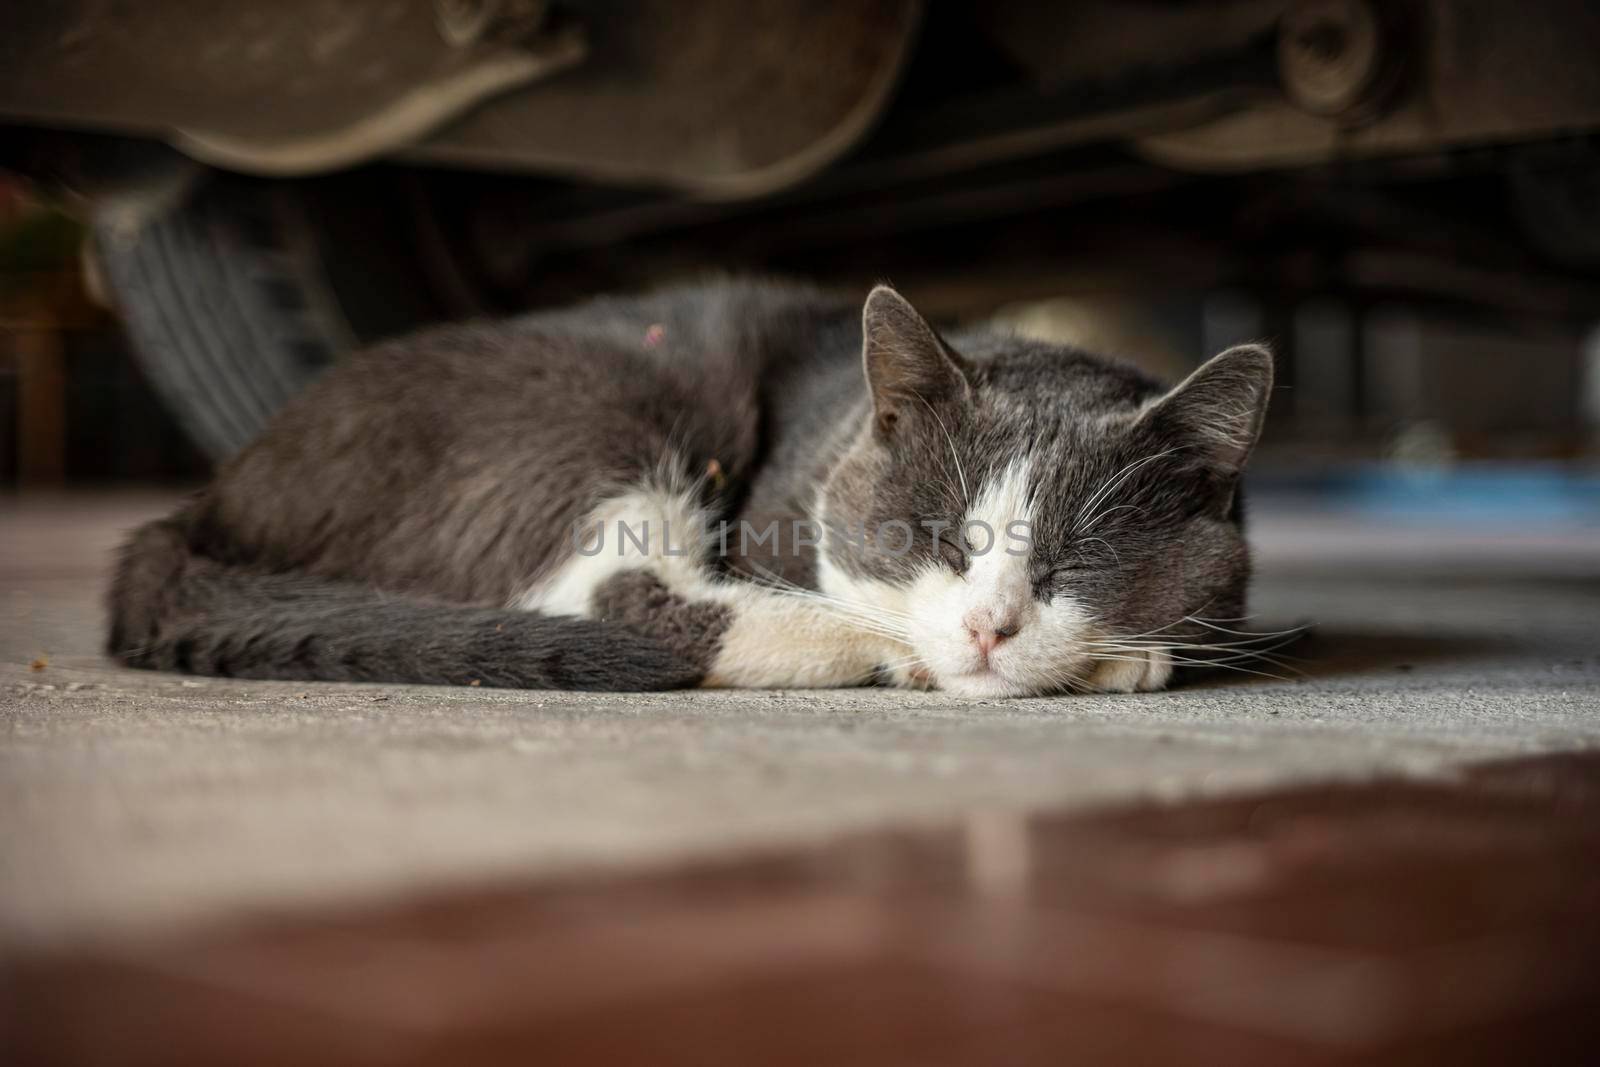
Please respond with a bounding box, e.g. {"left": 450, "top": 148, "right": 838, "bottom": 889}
{"left": 108, "top": 280, "right": 1273, "bottom": 697}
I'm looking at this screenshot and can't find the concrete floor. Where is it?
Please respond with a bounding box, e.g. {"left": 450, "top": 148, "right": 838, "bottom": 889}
{"left": 3, "top": 492, "right": 1597, "bottom": 947}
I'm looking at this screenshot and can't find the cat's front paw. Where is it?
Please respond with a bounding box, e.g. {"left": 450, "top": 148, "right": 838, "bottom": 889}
{"left": 878, "top": 661, "right": 935, "bottom": 690}
{"left": 1084, "top": 648, "right": 1172, "bottom": 693}
{"left": 591, "top": 570, "right": 732, "bottom": 673}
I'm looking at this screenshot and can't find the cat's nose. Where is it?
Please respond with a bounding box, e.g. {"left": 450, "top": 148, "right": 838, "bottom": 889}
{"left": 964, "top": 609, "right": 1021, "bottom": 656}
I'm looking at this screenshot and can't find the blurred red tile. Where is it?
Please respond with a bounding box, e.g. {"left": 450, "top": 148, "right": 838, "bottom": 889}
{"left": 4, "top": 753, "right": 1598, "bottom": 1066}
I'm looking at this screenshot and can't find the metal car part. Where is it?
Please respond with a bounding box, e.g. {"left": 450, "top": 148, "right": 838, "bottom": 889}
{"left": 1276, "top": 0, "right": 1400, "bottom": 120}
{"left": 0, "top": 0, "right": 921, "bottom": 199}
{"left": 400, "top": 0, "right": 922, "bottom": 199}
{"left": 0, "top": 2, "right": 583, "bottom": 177}
{"left": 1138, "top": 0, "right": 1600, "bottom": 171}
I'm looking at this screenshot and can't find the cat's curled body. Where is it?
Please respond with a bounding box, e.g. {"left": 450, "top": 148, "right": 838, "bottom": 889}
{"left": 109, "top": 280, "right": 1273, "bottom": 696}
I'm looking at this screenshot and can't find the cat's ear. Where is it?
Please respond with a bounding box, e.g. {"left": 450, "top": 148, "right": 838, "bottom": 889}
{"left": 861, "top": 285, "right": 971, "bottom": 437}
{"left": 1140, "top": 344, "right": 1274, "bottom": 477}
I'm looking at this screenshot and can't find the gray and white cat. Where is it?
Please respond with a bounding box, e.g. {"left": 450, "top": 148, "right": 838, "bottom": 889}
{"left": 109, "top": 280, "right": 1273, "bottom": 697}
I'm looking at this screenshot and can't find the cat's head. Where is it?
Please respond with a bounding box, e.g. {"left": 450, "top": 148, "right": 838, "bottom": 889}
{"left": 819, "top": 286, "right": 1274, "bottom": 697}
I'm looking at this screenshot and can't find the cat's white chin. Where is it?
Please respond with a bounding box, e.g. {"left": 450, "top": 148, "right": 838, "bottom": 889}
{"left": 938, "top": 672, "right": 1035, "bottom": 698}
{"left": 930, "top": 646, "right": 1173, "bottom": 697}
{"left": 933, "top": 662, "right": 1066, "bottom": 699}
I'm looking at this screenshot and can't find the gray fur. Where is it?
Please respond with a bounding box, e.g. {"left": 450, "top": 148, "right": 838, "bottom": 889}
{"left": 107, "top": 278, "right": 1272, "bottom": 691}
{"left": 108, "top": 510, "right": 702, "bottom": 689}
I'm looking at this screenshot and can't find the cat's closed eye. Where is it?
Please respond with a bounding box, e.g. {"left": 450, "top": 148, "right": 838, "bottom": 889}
{"left": 1047, "top": 565, "right": 1082, "bottom": 589}
{"left": 937, "top": 531, "right": 969, "bottom": 574}
{"left": 1025, "top": 559, "right": 1075, "bottom": 596}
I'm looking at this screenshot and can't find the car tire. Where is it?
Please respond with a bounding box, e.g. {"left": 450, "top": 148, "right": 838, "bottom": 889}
{"left": 91, "top": 173, "right": 435, "bottom": 461}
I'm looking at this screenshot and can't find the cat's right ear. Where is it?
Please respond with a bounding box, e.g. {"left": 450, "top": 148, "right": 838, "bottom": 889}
{"left": 1139, "top": 343, "right": 1275, "bottom": 478}
{"left": 862, "top": 285, "right": 972, "bottom": 438}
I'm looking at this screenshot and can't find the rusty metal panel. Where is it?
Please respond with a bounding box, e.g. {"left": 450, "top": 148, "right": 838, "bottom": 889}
{"left": 0, "top": 0, "right": 920, "bottom": 198}
{"left": 1138, "top": 0, "right": 1600, "bottom": 171}
{"left": 0, "top": 2, "right": 582, "bottom": 173}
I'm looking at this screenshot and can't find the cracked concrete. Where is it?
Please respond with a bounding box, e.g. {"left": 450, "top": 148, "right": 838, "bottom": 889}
{"left": 3, "top": 492, "right": 1597, "bottom": 946}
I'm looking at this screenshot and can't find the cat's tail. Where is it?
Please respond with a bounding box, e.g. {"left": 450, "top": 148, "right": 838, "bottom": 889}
{"left": 105, "top": 513, "right": 702, "bottom": 691}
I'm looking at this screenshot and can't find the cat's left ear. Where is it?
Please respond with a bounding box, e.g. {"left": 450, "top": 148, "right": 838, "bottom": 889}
{"left": 1139, "top": 344, "right": 1274, "bottom": 477}
{"left": 862, "top": 285, "right": 972, "bottom": 438}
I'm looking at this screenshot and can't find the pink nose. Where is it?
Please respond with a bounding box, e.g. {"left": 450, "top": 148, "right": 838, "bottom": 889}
{"left": 964, "top": 609, "right": 1021, "bottom": 657}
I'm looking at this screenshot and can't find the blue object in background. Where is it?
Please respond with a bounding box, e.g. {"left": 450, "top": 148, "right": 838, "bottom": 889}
{"left": 1252, "top": 465, "right": 1600, "bottom": 526}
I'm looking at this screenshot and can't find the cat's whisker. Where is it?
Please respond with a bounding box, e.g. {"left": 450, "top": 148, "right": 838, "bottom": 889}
{"left": 1181, "top": 615, "right": 1312, "bottom": 641}
{"left": 1088, "top": 639, "right": 1299, "bottom": 671}
{"left": 787, "top": 606, "right": 912, "bottom": 643}
{"left": 913, "top": 392, "right": 969, "bottom": 506}
{"left": 1092, "top": 607, "right": 1309, "bottom": 651}
{"left": 1101, "top": 634, "right": 1306, "bottom": 657}
{"left": 1098, "top": 649, "right": 1302, "bottom": 677}
{"left": 1072, "top": 447, "right": 1181, "bottom": 534}
{"left": 780, "top": 589, "right": 917, "bottom": 629}
{"left": 1074, "top": 535, "right": 1122, "bottom": 568}
{"left": 1043, "top": 663, "right": 1094, "bottom": 696}
{"left": 755, "top": 568, "right": 917, "bottom": 620}
{"left": 1084, "top": 648, "right": 1296, "bottom": 683}
{"left": 741, "top": 566, "right": 918, "bottom": 643}
{"left": 1092, "top": 634, "right": 1306, "bottom": 661}
{"left": 1106, "top": 596, "right": 1234, "bottom": 641}
{"left": 875, "top": 654, "right": 932, "bottom": 674}
{"left": 1086, "top": 640, "right": 1304, "bottom": 680}
{"left": 1076, "top": 502, "right": 1144, "bottom": 535}
{"left": 1090, "top": 631, "right": 1306, "bottom": 657}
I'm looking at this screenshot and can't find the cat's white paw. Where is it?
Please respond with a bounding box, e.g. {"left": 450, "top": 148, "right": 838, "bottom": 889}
{"left": 518, "top": 485, "right": 711, "bottom": 616}
{"left": 1084, "top": 648, "right": 1172, "bottom": 693}
{"left": 886, "top": 662, "right": 936, "bottom": 690}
